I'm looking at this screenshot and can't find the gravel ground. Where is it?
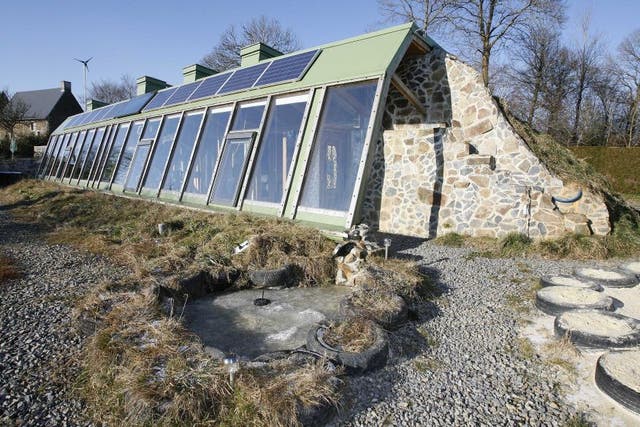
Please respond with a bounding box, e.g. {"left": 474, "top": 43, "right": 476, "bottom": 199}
{"left": 0, "top": 211, "right": 128, "bottom": 426}
{"left": 336, "top": 238, "right": 610, "bottom": 426}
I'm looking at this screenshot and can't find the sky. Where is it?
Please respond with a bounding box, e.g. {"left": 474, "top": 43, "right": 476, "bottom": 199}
{"left": 1, "top": 0, "right": 639, "bottom": 106}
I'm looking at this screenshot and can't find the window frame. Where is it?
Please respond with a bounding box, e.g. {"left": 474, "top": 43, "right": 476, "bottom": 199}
{"left": 123, "top": 117, "right": 163, "bottom": 193}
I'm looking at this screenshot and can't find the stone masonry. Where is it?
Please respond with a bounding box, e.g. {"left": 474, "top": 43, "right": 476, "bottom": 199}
{"left": 361, "top": 48, "right": 611, "bottom": 239}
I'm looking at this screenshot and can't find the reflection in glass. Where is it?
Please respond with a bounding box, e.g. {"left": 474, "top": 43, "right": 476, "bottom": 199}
{"left": 56, "top": 132, "right": 78, "bottom": 178}
{"left": 64, "top": 131, "right": 86, "bottom": 179}
{"left": 299, "top": 81, "right": 377, "bottom": 212}
{"left": 184, "top": 109, "right": 231, "bottom": 196}
{"left": 42, "top": 135, "right": 62, "bottom": 177}
{"left": 79, "top": 128, "right": 105, "bottom": 180}
{"left": 231, "top": 102, "right": 265, "bottom": 131}
{"left": 161, "top": 112, "right": 204, "bottom": 193}
{"left": 245, "top": 95, "right": 307, "bottom": 204}
{"left": 39, "top": 135, "right": 58, "bottom": 177}
{"left": 100, "top": 124, "right": 130, "bottom": 183}
{"left": 112, "top": 122, "right": 144, "bottom": 185}
{"left": 71, "top": 129, "right": 95, "bottom": 180}
{"left": 125, "top": 145, "right": 151, "bottom": 191}
{"left": 142, "top": 115, "right": 180, "bottom": 191}
{"left": 210, "top": 134, "right": 254, "bottom": 206}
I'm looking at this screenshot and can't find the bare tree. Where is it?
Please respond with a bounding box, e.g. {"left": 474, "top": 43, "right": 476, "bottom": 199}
{"left": 591, "top": 61, "right": 623, "bottom": 146}
{"left": 377, "top": 0, "right": 455, "bottom": 36}
{"left": 569, "top": 14, "right": 602, "bottom": 145}
{"left": 541, "top": 45, "right": 574, "bottom": 140}
{"left": 89, "top": 74, "right": 136, "bottom": 104}
{"left": 0, "top": 90, "right": 30, "bottom": 140}
{"left": 617, "top": 29, "right": 640, "bottom": 147}
{"left": 202, "top": 16, "right": 301, "bottom": 71}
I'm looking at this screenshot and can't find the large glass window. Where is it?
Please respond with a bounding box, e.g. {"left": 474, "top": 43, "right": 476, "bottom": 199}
{"left": 79, "top": 127, "right": 105, "bottom": 181}
{"left": 245, "top": 94, "right": 307, "bottom": 205}
{"left": 56, "top": 132, "right": 78, "bottom": 178}
{"left": 89, "top": 126, "right": 114, "bottom": 185}
{"left": 71, "top": 129, "right": 95, "bottom": 180}
{"left": 209, "top": 132, "right": 255, "bottom": 206}
{"left": 125, "top": 118, "right": 161, "bottom": 192}
{"left": 142, "top": 115, "right": 180, "bottom": 191}
{"left": 100, "top": 123, "right": 130, "bottom": 183}
{"left": 41, "top": 135, "right": 60, "bottom": 177}
{"left": 299, "top": 81, "right": 377, "bottom": 212}
{"left": 47, "top": 134, "right": 68, "bottom": 177}
{"left": 231, "top": 101, "right": 265, "bottom": 131}
{"left": 63, "top": 130, "right": 86, "bottom": 179}
{"left": 184, "top": 107, "right": 232, "bottom": 196}
{"left": 161, "top": 111, "right": 204, "bottom": 194}
{"left": 112, "top": 121, "right": 144, "bottom": 185}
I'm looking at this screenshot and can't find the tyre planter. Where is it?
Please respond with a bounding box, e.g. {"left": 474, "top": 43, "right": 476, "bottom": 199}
{"left": 595, "top": 350, "right": 640, "bottom": 415}
{"left": 248, "top": 264, "right": 296, "bottom": 289}
{"left": 306, "top": 323, "right": 388, "bottom": 374}
{"left": 574, "top": 267, "right": 638, "bottom": 288}
{"left": 535, "top": 286, "right": 614, "bottom": 316}
{"left": 339, "top": 294, "right": 408, "bottom": 330}
{"left": 554, "top": 309, "right": 640, "bottom": 349}
{"left": 539, "top": 274, "right": 603, "bottom": 292}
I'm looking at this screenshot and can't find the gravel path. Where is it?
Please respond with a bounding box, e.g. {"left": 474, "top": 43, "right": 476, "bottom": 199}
{"left": 337, "top": 240, "right": 604, "bottom": 426}
{"left": 0, "top": 211, "right": 127, "bottom": 426}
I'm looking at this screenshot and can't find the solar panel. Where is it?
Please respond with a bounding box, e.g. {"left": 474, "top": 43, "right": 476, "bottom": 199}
{"left": 112, "top": 92, "right": 155, "bottom": 117}
{"left": 69, "top": 112, "right": 90, "bottom": 127}
{"left": 187, "top": 72, "right": 232, "bottom": 101}
{"left": 162, "top": 81, "right": 202, "bottom": 107}
{"left": 218, "top": 63, "right": 269, "bottom": 95}
{"left": 143, "top": 87, "right": 178, "bottom": 111}
{"left": 94, "top": 104, "right": 116, "bottom": 122}
{"left": 255, "top": 50, "right": 319, "bottom": 87}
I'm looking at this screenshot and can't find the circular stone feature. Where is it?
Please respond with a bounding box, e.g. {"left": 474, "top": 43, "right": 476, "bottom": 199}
{"left": 621, "top": 261, "right": 640, "bottom": 276}
{"left": 574, "top": 267, "right": 638, "bottom": 288}
{"left": 554, "top": 309, "right": 640, "bottom": 349}
{"left": 539, "top": 275, "right": 603, "bottom": 291}
{"left": 535, "top": 286, "right": 614, "bottom": 316}
{"left": 595, "top": 350, "right": 640, "bottom": 414}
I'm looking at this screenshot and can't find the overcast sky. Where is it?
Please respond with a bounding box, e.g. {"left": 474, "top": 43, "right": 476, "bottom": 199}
{"left": 1, "top": 0, "right": 638, "bottom": 103}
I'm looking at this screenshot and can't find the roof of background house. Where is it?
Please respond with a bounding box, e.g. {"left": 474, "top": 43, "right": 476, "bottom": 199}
{"left": 13, "top": 88, "right": 68, "bottom": 119}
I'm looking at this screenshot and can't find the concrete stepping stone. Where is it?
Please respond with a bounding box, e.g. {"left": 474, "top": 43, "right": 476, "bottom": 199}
{"left": 555, "top": 309, "right": 640, "bottom": 349}
{"left": 574, "top": 267, "right": 638, "bottom": 288}
{"left": 536, "top": 286, "right": 614, "bottom": 316}
{"left": 621, "top": 261, "right": 640, "bottom": 277}
{"left": 539, "top": 274, "right": 603, "bottom": 291}
{"left": 595, "top": 350, "right": 640, "bottom": 414}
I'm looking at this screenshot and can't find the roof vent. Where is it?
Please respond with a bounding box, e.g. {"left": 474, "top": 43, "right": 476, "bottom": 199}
{"left": 182, "top": 64, "right": 217, "bottom": 83}
{"left": 60, "top": 81, "right": 71, "bottom": 92}
{"left": 240, "top": 42, "right": 282, "bottom": 67}
{"left": 86, "top": 99, "right": 109, "bottom": 111}
{"left": 136, "top": 76, "right": 170, "bottom": 95}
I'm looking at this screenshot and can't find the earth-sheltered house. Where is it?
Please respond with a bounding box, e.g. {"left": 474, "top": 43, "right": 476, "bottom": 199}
{"left": 39, "top": 23, "right": 611, "bottom": 239}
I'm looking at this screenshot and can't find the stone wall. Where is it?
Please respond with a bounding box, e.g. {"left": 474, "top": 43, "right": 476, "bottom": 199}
{"left": 361, "top": 48, "right": 611, "bottom": 239}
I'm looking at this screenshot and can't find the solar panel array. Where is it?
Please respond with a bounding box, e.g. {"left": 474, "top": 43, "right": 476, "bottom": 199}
{"left": 58, "top": 49, "right": 320, "bottom": 131}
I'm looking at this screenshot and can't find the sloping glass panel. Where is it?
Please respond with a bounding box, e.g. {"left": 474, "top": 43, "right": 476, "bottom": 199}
{"left": 245, "top": 94, "right": 307, "bottom": 204}
{"left": 210, "top": 133, "right": 255, "bottom": 206}
{"left": 255, "top": 50, "right": 319, "bottom": 86}
{"left": 72, "top": 129, "right": 96, "bottom": 180}
{"left": 161, "top": 111, "right": 204, "bottom": 194}
{"left": 100, "top": 124, "right": 130, "bottom": 183}
{"left": 63, "top": 130, "right": 87, "bottom": 179}
{"left": 124, "top": 145, "right": 151, "bottom": 192}
{"left": 218, "top": 63, "right": 269, "bottom": 95}
{"left": 38, "top": 135, "right": 58, "bottom": 177}
{"left": 47, "top": 134, "right": 69, "bottom": 177}
{"left": 112, "top": 92, "right": 155, "bottom": 118}
{"left": 55, "top": 132, "right": 79, "bottom": 178}
{"left": 184, "top": 107, "right": 232, "bottom": 196}
{"left": 142, "top": 115, "right": 181, "bottom": 190}
{"left": 163, "top": 81, "right": 201, "bottom": 107}
{"left": 299, "top": 81, "right": 377, "bottom": 212}
{"left": 187, "top": 73, "right": 231, "bottom": 101}
{"left": 94, "top": 104, "right": 116, "bottom": 122}
{"left": 112, "top": 121, "right": 144, "bottom": 185}
{"left": 231, "top": 101, "right": 266, "bottom": 131}
{"left": 89, "top": 126, "right": 115, "bottom": 185}
{"left": 79, "top": 128, "right": 105, "bottom": 181}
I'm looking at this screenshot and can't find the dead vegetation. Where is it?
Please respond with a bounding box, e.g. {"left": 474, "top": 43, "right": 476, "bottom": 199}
{"left": 0, "top": 255, "right": 20, "bottom": 283}
{"left": 324, "top": 318, "right": 377, "bottom": 353}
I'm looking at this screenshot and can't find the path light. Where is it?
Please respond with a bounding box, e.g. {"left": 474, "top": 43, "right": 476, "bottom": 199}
{"left": 157, "top": 223, "right": 166, "bottom": 236}
{"left": 223, "top": 354, "right": 239, "bottom": 387}
{"left": 384, "top": 238, "right": 392, "bottom": 260}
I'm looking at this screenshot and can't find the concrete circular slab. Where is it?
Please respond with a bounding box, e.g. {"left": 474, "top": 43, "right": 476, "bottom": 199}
{"left": 536, "top": 286, "right": 614, "bottom": 316}
{"left": 621, "top": 261, "right": 640, "bottom": 277}
{"left": 575, "top": 267, "right": 638, "bottom": 288}
{"left": 595, "top": 350, "right": 640, "bottom": 414}
{"left": 539, "top": 274, "right": 603, "bottom": 291}
{"left": 555, "top": 309, "right": 640, "bottom": 349}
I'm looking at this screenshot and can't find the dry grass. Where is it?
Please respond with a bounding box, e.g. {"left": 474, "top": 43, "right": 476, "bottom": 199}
{"left": 324, "top": 318, "right": 376, "bottom": 353}
{"left": 542, "top": 335, "right": 580, "bottom": 375}
{"left": 0, "top": 255, "right": 20, "bottom": 283}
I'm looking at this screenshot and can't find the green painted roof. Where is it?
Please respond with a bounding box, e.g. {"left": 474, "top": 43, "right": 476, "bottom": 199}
{"left": 54, "top": 23, "right": 419, "bottom": 135}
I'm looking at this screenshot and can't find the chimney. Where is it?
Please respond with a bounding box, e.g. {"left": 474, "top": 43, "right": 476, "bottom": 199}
{"left": 86, "top": 99, "right": 109, "bottom": 111}
{"left": 136, "top": 76, "right": 170, "bottom": 95}
{"left": 60, "top": 81, "right": 71, "bottom": 92}
{"left": 240, "top": 42, "right": 282, "bottom": 67}
{"left": 182, "top": 64, "right": 217, "bottom": 83}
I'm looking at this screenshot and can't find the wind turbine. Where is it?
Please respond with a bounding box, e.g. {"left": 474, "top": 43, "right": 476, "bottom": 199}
{"left": 74, "top": 57, "right": 92, "bottom": 109}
